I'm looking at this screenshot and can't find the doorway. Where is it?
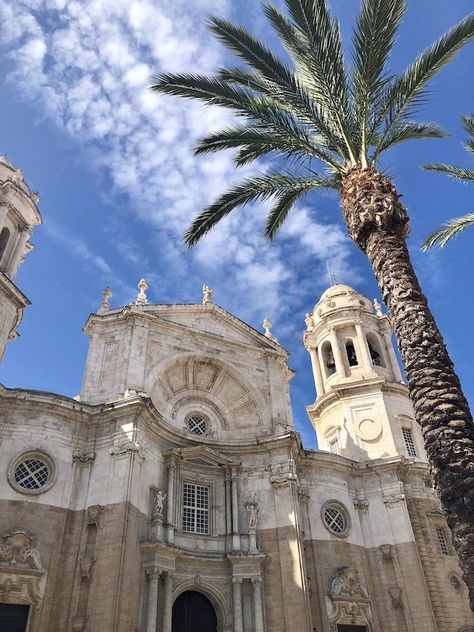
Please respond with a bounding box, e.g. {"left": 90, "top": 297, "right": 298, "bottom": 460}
{"left": 172, "top": 590, "right": 217, "bottom": 632}
{"left": 337, "top": 626, "right": 368, "bottom": 632}
{"left": 0, "top": 604, "right": 30, "bottom": 632}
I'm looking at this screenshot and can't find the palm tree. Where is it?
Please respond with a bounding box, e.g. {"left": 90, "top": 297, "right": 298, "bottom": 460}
{"left": 152, "top": 0, "right": 474, "bottom": 606}
{"left": 422, "top": 114, "right": 474, "bottom": 249}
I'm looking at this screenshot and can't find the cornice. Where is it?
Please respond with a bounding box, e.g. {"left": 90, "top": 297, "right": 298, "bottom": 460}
{"left": 0, "top": 271, "right": 30, "bottom": 307}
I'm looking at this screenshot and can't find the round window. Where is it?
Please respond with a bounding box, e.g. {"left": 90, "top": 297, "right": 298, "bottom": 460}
{"left": 186, "top": 414, "right": 208, "bottom": 436}
{"left": 322, "top": 501, "right": 350, "bottom": 537}
{"left": 8, "top": 451, "right": 55, "bottom": 495}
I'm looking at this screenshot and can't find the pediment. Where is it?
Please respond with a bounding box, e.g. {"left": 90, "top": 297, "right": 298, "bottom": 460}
{"left": 168, "top": 445, "right": 240, "bottom": 468}
{"left": 153, "top": 304, "right": 283, "bottom": 352}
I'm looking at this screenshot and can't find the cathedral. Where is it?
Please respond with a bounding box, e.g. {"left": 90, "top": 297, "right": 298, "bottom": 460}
{"left": 0, "top": 156, "right": 472, "bottom": 632}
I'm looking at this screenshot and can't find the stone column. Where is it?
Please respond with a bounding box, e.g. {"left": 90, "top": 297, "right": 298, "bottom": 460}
{"left": 6, "top": 225, "right": 31, "bottom": 278}
{"left": 309, "top": 349, "right": 325, "bottom": 396}
{"left": 329, "top": 328, "right": 346, "bottom": 376}
{"left": 231, "top": 467, "right": 240, "bottom": 550}
{"left": 354, "top": 323, "right": 373, "bottom": 373}
{"left": 252, "top": 577, "right": 265, "bottom": 632}
{"left": 167, "top": 459, "right": 176, "bottom": 544}
{"left": 382, "top": 330, "right": 403, "bottom": 381}
{"left": 162, "top": 571, "right": 173, "bottom": 632}
{"left": 145, "top": 568, "right": 160, "bottom": 632}
{"left": 225, "top": 470, "right": 232, "bottom": 539}
{"left": 232, "top": 578, "right": 244, "bottom": 632}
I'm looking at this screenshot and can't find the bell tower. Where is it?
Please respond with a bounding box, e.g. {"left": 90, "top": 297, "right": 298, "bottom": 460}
{"left": 304, "top": 284, "right": 426, "bottom": 462}
{"left": 0, "top": 156, "right": 41, "bottom": 361}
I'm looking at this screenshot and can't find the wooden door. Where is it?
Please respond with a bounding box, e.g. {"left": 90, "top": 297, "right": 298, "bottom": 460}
{"left": 172, "top": 591, "right": 217, "bottom": 632}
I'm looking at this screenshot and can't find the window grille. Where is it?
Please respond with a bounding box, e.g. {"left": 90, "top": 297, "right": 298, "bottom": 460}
{"left": 323, "top": 504, "right": 347, "bottom": 535}
{"left": 186, "top": 415, "right": 208, "bottom": 435}
{"left": 14, "top": 458, "right": 49, "bottom": 491}
{"left": 182, "top": 483, "right": 209, "bottom": 534}
{"left": 402, "top": 428, "right": 417, "bottom": 457}
{"left": 436, "top": 527, "right": 449, "bottom": 555}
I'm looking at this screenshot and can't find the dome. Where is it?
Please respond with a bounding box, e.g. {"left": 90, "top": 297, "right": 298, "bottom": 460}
{"left": 319, "top": 284, "right": 359, "bottom": 301}
{"left": 311, "top": 284, "right": 373, "bottom": 324}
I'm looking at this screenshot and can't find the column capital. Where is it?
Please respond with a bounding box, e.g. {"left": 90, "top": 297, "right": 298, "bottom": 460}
{"left": 232, "top": 577, "right": 243, "bottom": 585}
{"left": 251, "top": 577, "right": 263, "bottom": 586}
{"left": 146, "top": 567, "right": 161, "bottom": 579}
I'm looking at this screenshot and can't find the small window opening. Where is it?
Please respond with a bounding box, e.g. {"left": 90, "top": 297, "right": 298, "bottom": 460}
{"left": 329, "top": 436, "right": 341, "bottom": 455}
{"left": 436, "top": 527, "right": 449, "bottom": 555}
{"left": 0, "top": 227, "right": 10, "bottom": 263}
{"left": 345, "top": 341, "right": 358, "bottom": 367}
{"left": 402, "top": 428, "right": 417, "bottom": 457}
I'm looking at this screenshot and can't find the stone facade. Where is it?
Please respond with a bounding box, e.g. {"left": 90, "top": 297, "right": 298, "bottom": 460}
{"left": 0, "top": 163, "right": 472, "bottom": 631}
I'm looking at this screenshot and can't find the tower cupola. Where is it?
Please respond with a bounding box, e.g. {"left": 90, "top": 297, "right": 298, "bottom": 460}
{"left": 304, "top": 284, "right": 426, "bottom": 462}
{"left": 0, "top": 156, "right": 42, "bottom": 360}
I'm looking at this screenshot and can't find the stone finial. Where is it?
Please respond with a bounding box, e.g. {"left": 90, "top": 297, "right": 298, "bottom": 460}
{"left": 373, "top": 298, "right": 383, "bottom": 317}
{"left": 263, "top": 318, "right": 278, "bottom": 343}
{"left": 202, "top": 284, "right": 213, "bottom": 304}
{"left": 98, "top": 287, "right": 112, "bottom": 314}
{"left": 136, "top": 278, "right": 148, "bottom": 305}
{"left": 32, "top": 191, "right": 40, "bottom": 204}
{"left": 305, "top": 312, "right": 314, "bottom": 331}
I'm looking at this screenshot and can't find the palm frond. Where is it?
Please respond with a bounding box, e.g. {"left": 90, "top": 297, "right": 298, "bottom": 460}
{"left": 351, "top": 0, "right": 406, "bottom": 163}
{"left": 422, "top": 213, "right": 474, "bottom": 249}
{"left": 183, "top": 173, "right": 334, "bottom": 248}
{"left": 461, "top": 114, "right": 474, "bottom": 137}
{"left": 373, "top": 121, "right": 447, "bottom": 154}
{"left": 422, "top": 163, "right": 474, "bottom": 182}
{"left": 194, "top": 125, "right": 342, "bottom": 170}
{"left": 280, "top": 0, "right": 357, "bottom": 162}
{"left": 372, "top": 12, "right": 474, "bottom": 162}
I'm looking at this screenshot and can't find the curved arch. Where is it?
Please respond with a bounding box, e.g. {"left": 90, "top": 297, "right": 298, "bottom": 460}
{"left": 172, "top": 580, "right": 230, "bottom": 632}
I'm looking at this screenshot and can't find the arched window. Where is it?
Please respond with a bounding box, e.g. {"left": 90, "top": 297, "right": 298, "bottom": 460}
{"left": 366, "top": 333, "right": 385, "bottom": 367}
{"left": 345, "top": 340, "right": 358, "bottom": 367}
{"left": 321, "top": 341, "right": 336, "bottom": 376}
{"left": 0, "top": 226, "right": 10, "bottom": 263}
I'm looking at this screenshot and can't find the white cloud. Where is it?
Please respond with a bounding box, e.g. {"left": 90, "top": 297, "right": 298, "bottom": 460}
{"left": 0, "top": 0, "right": 358, "bottom": 331}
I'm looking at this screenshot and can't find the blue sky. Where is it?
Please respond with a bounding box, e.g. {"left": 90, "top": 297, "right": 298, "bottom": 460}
{"left": 0, "top": 0, "right": 472, "bottom": 448}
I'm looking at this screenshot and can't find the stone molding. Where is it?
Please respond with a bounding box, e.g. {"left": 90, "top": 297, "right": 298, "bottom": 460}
{"left": 383, "top": 493, "right": 405, "bottom": 507}
{"left": 109, "top": 440, "right": 145, "bottom": 463}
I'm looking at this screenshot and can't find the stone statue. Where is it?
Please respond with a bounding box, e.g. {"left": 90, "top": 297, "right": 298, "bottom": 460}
{"left": 245, "top": 495, "right": 259, "bottom": 530}
{"left": 202, "top": 284, "right": 213, "bottom": 304}
{"left": 305, "top": 313, "right": 314, "bottom": 331}
{"left": 153, "top": 489, "right": 166, "bottom": 516}
{"left": 330, "top": 566, "right": 368, "bottom": 601}
{"left": 373, "top": 298, "right": 383, "bottom": 317}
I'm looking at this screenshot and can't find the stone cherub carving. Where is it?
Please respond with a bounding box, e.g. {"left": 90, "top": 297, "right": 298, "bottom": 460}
{"left": 330, "top": 566, "right": 368, "bottom": 601}
{"left": 0, "top": 530, "right": 42, "bottom": 570}
{"left": 153, "top": 489, "right": 167, "bottom": 516}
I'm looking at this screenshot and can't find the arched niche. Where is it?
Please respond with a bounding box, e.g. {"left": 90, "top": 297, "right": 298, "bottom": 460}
{"left": 145, "top": 354, "right": 267, "bottom": 435}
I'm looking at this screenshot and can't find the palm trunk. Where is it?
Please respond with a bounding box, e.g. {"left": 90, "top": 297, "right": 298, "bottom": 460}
{"left": 341, "top": 166, "right": 474, "bottom": 610}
